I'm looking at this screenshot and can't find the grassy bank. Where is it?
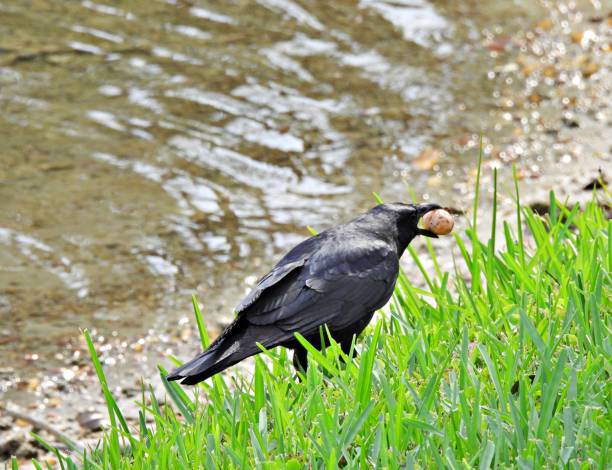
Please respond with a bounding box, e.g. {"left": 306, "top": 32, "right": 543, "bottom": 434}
{"left": 18, "top": 185, "right": 610, "bottom": 469}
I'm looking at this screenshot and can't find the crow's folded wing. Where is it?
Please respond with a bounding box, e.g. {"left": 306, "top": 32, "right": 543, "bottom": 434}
{"left": 235, "top": 258, "right": 306, "bottom": 314}
{"left": 234, "top": 232, "right": 331, "bottom": 314}
{"left": 238, "top": 238, "right": 398, "bottom": 335}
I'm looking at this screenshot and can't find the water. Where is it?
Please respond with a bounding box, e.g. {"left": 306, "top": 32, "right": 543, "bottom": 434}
{"left": 0, "top": 0, "right": 606, "bottom": 381}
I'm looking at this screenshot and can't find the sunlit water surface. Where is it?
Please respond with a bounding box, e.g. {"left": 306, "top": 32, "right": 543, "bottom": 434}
{"left": 1, "top": 0, "right": 606, "bottom": 381}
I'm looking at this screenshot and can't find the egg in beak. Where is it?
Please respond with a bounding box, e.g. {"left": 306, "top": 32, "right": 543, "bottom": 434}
{"left": 416, "top": 203, "right": 441, "bottom": 238}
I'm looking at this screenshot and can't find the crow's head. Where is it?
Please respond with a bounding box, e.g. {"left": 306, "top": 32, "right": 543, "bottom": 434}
{"left": 414, "top": 203, "right": 443, "bottom": 238}
{"left": 364, "top": 202, "right": 441, "bottom": 252}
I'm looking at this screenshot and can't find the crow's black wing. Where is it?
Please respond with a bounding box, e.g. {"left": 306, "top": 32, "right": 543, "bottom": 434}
{"left": 235, "top": 232, "right": 330, "bottom": 314}
{"left": 239, "top": 237, "right": 398, "bottom": 336}
{"left": 235, "top": 259, "right": 306, "bottom": 314}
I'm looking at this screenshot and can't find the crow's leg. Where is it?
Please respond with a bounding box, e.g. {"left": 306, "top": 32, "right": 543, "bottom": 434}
{"left": 292, "top": 345, "right": 308, "bottom": 375}
{"left": 339, "top": 335, "right": 358, "bottom": 360}
{"left": 334, "top": 312, "right": 374, "bottom": 362}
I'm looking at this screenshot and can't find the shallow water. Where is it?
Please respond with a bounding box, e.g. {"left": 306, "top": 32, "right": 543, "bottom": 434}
{"left": 0, "top": 0, "right": 608, "bottom": 382}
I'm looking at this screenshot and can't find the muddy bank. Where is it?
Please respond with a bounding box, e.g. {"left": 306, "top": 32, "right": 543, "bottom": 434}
{"left": 1, "top": 0, "right": 610, "bottom": 465}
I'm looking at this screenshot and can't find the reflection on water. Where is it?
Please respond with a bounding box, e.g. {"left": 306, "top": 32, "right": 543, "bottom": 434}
{"left": 0, "top": 0, "right": 600, "bottom": 377}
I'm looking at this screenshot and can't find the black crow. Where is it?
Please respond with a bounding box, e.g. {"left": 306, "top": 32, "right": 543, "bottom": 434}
{"left": 167, "top": 202, "right": 441, "bottom": 385}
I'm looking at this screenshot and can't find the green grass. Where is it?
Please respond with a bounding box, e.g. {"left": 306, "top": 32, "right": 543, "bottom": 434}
{"left": 17, "top": 186, "right": 611, "bottom": 469}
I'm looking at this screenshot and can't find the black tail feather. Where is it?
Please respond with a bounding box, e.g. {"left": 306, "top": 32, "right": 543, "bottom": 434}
{"left": 166, "top": 317, "right": 289, "bottom": 385}
{"left": 174, "top": 353, "right": 245, "bottom": 385}
{"left": 166, "top": 348, "right": 222, "bottom": 382}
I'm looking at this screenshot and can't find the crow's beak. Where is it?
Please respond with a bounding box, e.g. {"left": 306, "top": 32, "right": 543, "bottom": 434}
{"left": 417, "top": 228, "right": 438, "bottom": 238}
{"left": 416, "top": 203, "right": 441, "bottom": 238}
{"left": 416, "top": 203, "right": 441, "bottom": 217}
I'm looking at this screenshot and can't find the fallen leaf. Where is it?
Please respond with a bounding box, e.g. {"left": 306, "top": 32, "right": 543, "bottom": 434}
{"left": 542, "top": 65, "right": 556, "bottom": 77}
{"left": 484, "top": 38, "right": 510, "bottom": 52}
{"left": 528, "top": 94, "right": 543, "bottom": 104}
{"left": 581, "top": 62, "right": 599, "bottom": 77}
{"left": 537, "top": 19, "right": 553, "bottom": 31}
{"left": 570, "top": 31, "right": 583, "bottom": 44}
{"left": 26, "top": 378, "right": 40, "bottom": 391}
{"left": 521, "top": 62, "right": 538, "bottom": 76}
{"left": 413, "top": 147, "right": 442, "bottom": 171}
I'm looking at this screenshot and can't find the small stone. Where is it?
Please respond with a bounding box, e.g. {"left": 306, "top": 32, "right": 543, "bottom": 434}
{"left": 427, "top": 175, "right": 443, "bottom": 187}
{"left": 77, "top": 411, "right": 105, "bottom": 433}
{"left": 582, "top": 171, "right": 607, "bottom": 190}
{"left": 0, "top": 430, "right": 39, "bottom": 459}
{"left": 47, "top": 397, "right": 62, "bottom": 408}
{"left": 180, "top": 328, "right": 192, "bottom": 341}
{"left": 496, "top": 62, "right": 519, "bottom": 73}
{"left": 61, "top": 369, "right": 75, "bottom": 382}
{"left": 0, "top": 434, "right": 20, "bottom": 458}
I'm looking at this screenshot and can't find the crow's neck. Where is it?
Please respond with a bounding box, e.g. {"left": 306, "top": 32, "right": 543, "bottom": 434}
{"left": 350, "top": 211, "right": 415, "bottom": 255}
{"left": 361, "top": 220, "right": 413, "bottom": 255}
{"left": 396, "top": 230, "right": 416, "bottom": 255}
{"left": 390, "top": 213, "right": 418, "bottom": 254}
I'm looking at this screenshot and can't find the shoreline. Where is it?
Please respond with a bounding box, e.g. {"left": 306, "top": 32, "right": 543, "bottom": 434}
{"left": 1, "top": 1, "right": 610, "bottom": 466}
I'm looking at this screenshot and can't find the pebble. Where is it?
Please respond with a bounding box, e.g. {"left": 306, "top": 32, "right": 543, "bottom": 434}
{"left": 0, "top": 430, "right": 39, "bottom": 459}
{"left": 77, "top": 410, "right": 106, "bottom": 433}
